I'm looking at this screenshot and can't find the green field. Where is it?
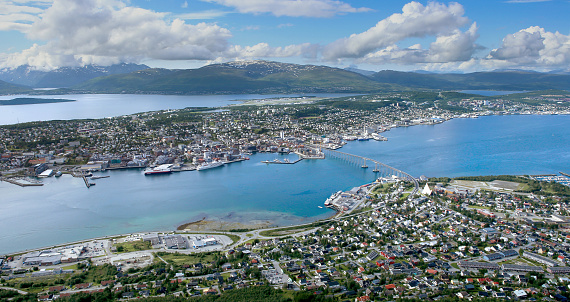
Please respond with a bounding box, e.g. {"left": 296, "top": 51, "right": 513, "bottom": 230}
{"left": 156, "top": 252, "right": 218, "bottom": 266}
{"left": 114, "top": 240, "right": 151, "bottom": 253}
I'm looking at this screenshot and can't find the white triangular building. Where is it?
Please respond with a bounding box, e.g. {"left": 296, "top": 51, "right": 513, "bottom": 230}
{"left": 421, "top": 183, "right": 432, "bottom": 196}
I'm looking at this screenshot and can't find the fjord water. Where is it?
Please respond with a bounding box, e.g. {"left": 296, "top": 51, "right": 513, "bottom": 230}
{"left": 0, "top": 93, "right": 356, "bottom": 125}
{"left": 1, "top": 114, "right": 570, "bottom": 254}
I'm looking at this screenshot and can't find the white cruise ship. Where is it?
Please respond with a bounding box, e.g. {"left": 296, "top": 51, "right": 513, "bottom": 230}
{"left": 371, "top": 133, "right": 388, "bottom": 141}
{"left": 143, "top": 164, "right": 173, "bottom": 175}
{"left": 196, "top": 160, "right": 225, "bottom": 171}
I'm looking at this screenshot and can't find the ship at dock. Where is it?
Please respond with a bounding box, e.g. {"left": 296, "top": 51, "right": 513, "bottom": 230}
{"left": 143, "top": 164, "right": 173, "bottom": 175}
{"left": 196, "top": 160, "right": 225, "bottom": 171}
{"left": 324, "top": 191, "right": 342, "bottom": 207}
{"left": 371, "top": 133, "right": 388, "bottom": 141}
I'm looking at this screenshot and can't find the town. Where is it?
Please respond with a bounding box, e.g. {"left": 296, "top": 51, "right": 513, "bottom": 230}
{"left": 2, "top": 174, "right": 570, "bottom": 301}
{"left": 2, "top": 91, "right": 570, "bottom": 301}
{"left": 1, "top": 91, "right": 569, "bottom": 179}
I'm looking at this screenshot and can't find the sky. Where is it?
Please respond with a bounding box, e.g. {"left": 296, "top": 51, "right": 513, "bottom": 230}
{"left": 0, "top": 0, "right": 569, "bottom": 73}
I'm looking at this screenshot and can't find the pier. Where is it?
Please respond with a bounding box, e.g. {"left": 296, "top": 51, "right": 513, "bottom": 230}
{"left": 321, "top": 148, "right": 419, "bottom": 199}
{"left": 0, "top": 177, "right": 43, "bottom": 187}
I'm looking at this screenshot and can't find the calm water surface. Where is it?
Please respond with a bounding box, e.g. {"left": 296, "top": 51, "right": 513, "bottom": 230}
{"left": 0, "top": 93, "right": 355, "bottom": 125}
{"left": 1, "top": 114, "right": 569, "bottom": 254}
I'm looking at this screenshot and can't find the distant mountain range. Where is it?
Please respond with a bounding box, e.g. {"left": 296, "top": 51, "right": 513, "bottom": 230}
{"left": 370, "top": 70, "right": 570, "bottom": 90}
{"left": 74, "top": 60, "right": 396, "bottom": 94}
{"left": 0, "top": 60, "right": 569, "bottom": 95}
{"left": 0, "top": 63, "right": 149, "bottom": 88}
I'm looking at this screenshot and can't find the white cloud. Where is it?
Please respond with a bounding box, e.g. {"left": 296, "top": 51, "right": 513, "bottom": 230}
{"left": 226, "top": 42, "right": 319, "bottom": 59}
{"left": 358, "top": 23, "right": 480, "bottom": 66}
{"left": 201, "top": 0, "right": 371, "bottom": 18}
{"left": 242, "top": 25, "right": 260, "bottom": 31}
{"left": 322, "top": 1, "right": 470, "bottom": 61}
{"left": 426, "top": 22, "right": 480, "bottom": 63}
{"left": 181, "top": 1, "right": 188, "bottom": 8}
{"left": 488, "top": 26, "right": 570, "bottom": 67}
{"left": 175, "top": 10, "right": 232, "bottom": 20}
{"left": 0, "top": 1, "right": 49, "bottom": 32}
{"left": 2, "top": 0, "right": 233, "bottom": 69}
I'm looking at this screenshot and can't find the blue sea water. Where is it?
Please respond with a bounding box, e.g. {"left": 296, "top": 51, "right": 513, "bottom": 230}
{"left": 0, "top": 93, "right": 356, "bottom": 125}
{"left": 1, "top": 114, "right": 569, "bottom": 254}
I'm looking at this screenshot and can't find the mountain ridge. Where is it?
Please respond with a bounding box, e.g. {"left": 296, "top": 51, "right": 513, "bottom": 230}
{"left": 0, "top": 63, "right": 149, "bottom": 88}
{"left": 2, "top": 60, "right": 570, "bottom": 95}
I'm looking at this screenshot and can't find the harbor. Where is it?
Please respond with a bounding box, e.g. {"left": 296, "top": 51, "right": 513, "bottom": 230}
{"left": 1, "top": 115, "right": 570, "bottom": 254}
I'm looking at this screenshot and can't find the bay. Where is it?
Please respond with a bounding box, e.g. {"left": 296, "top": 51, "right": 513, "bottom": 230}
{"left": 0, "top": 93, "right": 355, "bottom": 125}
{"left": 1, "top": 114, "right": 570, "bottom": 254}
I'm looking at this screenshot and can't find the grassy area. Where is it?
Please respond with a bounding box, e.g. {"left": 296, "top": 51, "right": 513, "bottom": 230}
{"left": 114, "top": 240, "right": 151, "bottom": 253}
{"left": 157, "top": 252, "right": 219, "bottom": 266}
{"left": 371, "top": 183, "right": 393, "bottom": 194}
{"left": 259, "top": 221, "right": 327, "bottom": 237}
{"left": 451, "top": 263, "right": 460, "bottom": 269}
{"left": 467, "top": 205, "right": 491, "bottom": 210}
{"left": 60, "top": 264, "right": 78, "bottom": 270}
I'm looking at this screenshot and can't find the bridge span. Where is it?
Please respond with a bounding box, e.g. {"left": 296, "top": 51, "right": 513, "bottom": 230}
{"left": 320, "top": 148, "right": 420, "bottom": 198}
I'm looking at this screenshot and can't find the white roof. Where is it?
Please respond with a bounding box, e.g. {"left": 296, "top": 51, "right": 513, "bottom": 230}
{"left": 421, "top": 184, "right": 432, "bottom": 195}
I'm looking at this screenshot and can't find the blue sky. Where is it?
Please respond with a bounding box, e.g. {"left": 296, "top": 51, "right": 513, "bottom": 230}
{"left": 1, "top": 0, "right": 569, "bottom": 72}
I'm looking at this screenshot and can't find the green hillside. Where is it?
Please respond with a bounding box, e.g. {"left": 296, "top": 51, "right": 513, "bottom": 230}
{"left": 0, "top": 80, "right": 32, "bottom": 95}
{"left": 75, "top": 61, "right": 400, "bottom": 94}
{"left": 72, "top": 61, "right": 570, "bottom": 94}
{"left": 371, "top": 70, "right": 570, "bottom": 90}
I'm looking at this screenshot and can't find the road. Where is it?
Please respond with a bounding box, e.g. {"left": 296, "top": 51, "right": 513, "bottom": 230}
{"left": 0, "top": 286, "right": 28, "bottom": 295}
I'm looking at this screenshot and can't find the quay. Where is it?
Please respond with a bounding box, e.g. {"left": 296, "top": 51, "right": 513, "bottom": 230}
{"left": 82, "top": 176, "right": 92, "bottom": 188}
{"left": 0, "top": 177, "right": 43, "bottom": 187}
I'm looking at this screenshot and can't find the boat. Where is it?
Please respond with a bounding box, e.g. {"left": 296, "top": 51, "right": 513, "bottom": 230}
{"left": 371, "top": 133, "right": 388, "bottom": 141}
{"left": 318, "top": 206, "right": 323, "bottom": 209}
{"left": 91, "top": 175, "right": 110, "bottom": 180}
{"left": 325, "top": 191, "right": 342, "bottom": 206}
{"left": 196, "top": 160, "right": 225, "bottom": 171}
{"left": 55, "top": 171, "right": 63, "bottom": 177}
{"left": 143, "top": 164, "right": 173, "bottom": 175}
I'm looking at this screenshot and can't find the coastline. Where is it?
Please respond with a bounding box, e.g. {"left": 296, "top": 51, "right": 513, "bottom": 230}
{"left": 3, "top": 113, "right": 570, "bottom": 255}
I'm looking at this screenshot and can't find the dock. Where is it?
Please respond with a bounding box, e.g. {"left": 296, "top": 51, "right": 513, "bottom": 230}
{"left": 82, "top": 176, "right": 93, "bottom": 188}
{"left": 1, "top": 177, "right": 43, "bottom": 187}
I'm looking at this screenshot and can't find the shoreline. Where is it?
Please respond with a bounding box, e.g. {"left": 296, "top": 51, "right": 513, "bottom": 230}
{"left": 3, "top": 113, "right": 570, "bottom": 255}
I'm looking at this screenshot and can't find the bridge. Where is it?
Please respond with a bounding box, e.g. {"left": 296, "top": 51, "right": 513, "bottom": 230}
{"left": 321, "top": 148, "right": 420, "bottom": 198}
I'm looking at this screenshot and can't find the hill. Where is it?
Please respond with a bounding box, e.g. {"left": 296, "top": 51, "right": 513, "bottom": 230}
{"left": 0, "top": 79, "right": 32, "bottom": 95}
{"left": 0, "top": 63, "right": 149, "bottom": 88}
{"left": 74, "top": 61, "right": 400, "bottom": 94}
{"left": 370, "top": 70, "right": 570, "bottom": 90}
